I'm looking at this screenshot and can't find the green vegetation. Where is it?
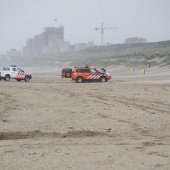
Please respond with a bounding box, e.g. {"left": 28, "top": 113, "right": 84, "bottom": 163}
{"left": 1, "top": 40, "right": 170, "bottom": 68}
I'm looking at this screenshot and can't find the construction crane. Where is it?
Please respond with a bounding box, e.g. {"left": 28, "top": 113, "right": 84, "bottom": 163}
{"left": 95, "top": 21, "right": 119, "bottom": 45}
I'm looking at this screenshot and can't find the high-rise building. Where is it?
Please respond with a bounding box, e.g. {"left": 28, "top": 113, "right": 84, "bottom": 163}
{"left": 23, "top": 26, "right": 69, "bottom": 55}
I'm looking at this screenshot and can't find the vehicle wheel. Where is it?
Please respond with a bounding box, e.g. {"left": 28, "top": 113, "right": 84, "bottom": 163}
{"left": 100, "top": 76, "right": 106, "bottom": 82}
{"left": 65, "top": 72, "right": 71, "bottom": 78}
{"left": 25, "top": 77, "right": 30, "bottom": 82}
{"left": 16, "top": 79, "right": 21, "bottom": 82}
{"left": 0, "top": 77, "right": 1, "bottom": 81}
{"left": 76, "top": 77, "right": 83, "bottom": 83}
{"left": 5, "top": 75, "right": 10, "bottom": 81}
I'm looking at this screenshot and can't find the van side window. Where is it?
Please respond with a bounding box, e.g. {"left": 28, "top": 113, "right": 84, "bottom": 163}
{"left": 12, "top": 68, "right": 17, "bottom": 71}
{"left": 3, "top": 67, "right": 10, "bottom": 71}
{"left": 77, "top": 69, "right": 90, "bottom": 73}
{"left": 89, "top": 69, "right": 96, "bottom": 73}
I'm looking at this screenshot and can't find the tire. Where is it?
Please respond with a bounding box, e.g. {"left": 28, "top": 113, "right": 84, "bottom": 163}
{"left": 5, "top": 75, "right": 10, "bottom": 81}
{"left": 25, "top": 77, "right": 30, "bottom": 82}
{"left": 0, "top": 77, "right": 1, "bottom": 81}
{"left": 65, "top": 72, "right": 71, "bottom": 78}
{"left": 100, "top": 76, "right": 106, "bottom": 82}
{"left": 76, "top": 77, "right": 83, "bottom": 83}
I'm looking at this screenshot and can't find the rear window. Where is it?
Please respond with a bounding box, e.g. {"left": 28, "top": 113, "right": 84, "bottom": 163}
{"left": 77, "top": 69, "right": 90, "bottom": 73}
{"left": 3, "top": 67, "right": 10, "bottom": 71}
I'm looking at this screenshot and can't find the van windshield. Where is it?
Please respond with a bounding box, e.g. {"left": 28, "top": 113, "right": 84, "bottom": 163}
{"left": 17, "top": 68, "right": 24, "bottom": 72}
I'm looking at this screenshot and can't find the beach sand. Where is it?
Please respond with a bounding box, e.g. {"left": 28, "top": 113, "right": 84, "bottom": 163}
{"left": 0, "top": 68, "right": 170, "bottom": 170}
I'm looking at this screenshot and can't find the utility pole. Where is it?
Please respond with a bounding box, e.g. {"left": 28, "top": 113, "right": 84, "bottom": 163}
{"left": 95, "top": 21, "right": 118, "bottom": 45}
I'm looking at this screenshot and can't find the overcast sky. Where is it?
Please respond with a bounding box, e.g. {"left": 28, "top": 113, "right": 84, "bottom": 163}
{"left": 0, "top": 0, "right": 170, "bottom": 53}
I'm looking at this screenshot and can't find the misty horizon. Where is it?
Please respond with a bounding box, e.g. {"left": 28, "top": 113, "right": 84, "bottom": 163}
{"left": 0, "top": 0, "right": 170, "bottom": 54}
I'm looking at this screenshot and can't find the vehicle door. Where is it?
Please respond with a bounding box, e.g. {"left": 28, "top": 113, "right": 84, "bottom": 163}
{"left": 1, "top": 67, "right": 10, "bottom": 77}
{"left": 16, "top": 68, "right": 26, "bottom": 79}
{"left": 10, "top": 67, "right": 18, "bottom": 78}
{"left": 88, "top": 69, "right": 100, "bottom": 80}
{"left": 77, "top": 69, "right": 90, "bottom": 79}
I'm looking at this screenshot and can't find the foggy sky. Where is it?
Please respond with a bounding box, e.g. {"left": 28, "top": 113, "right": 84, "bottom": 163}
{"left": 0, "top": 0, "right": 170, "bottom": 53}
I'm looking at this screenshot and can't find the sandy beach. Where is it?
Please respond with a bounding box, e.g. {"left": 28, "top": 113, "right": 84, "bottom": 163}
{"left": 0, "top": 68, "right": 170, "bottom": 170}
